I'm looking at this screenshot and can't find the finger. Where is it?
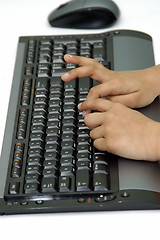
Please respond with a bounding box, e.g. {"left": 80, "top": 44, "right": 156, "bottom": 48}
{"left": 84, "top": 112, "right": 104, "bottom": 129}
{"left": 77, "top": 83, "right": 116, "bottom": 111}
{"left": 61, "top": 64, "right": 109, "bottom": 83}
{"left": 85, "top": 84, "right": 112, "bottom": 102}
{"left": 85, "top": 79, "right": 136, "bottom": 103}
{"left": 107, "top": 92, "right": 140, "bottom": 108}
{"left": 62, "top": 55, "right": 112, "bottom": 83}
{"left": 90, "top": 126, "right": 104, "bottom": 140}
{"left": 64, "top": 54, "right": 102, "bottom": 67}
{"left": 61, "top": 65, "right": 95, "bottom": 82}
{"left": 78, "top": 98, "right": 113, "bottom": 112}
{"left": 93, "top": 138, "right": 107, "bottom": 151}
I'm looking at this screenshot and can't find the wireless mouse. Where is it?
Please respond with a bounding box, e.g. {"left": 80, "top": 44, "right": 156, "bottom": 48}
{"left": 48, "top": 0, "right": 120, "bottom": 29}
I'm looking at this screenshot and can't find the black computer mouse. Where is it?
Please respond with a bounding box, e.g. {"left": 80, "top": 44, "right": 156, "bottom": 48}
{"left": 48, "top": 0, "right": 120, "bottom": 29}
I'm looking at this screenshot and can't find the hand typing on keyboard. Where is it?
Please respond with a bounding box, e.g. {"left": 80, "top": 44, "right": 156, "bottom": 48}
{"left": 62, "top": 54, "right": 160, "bottom": 109}
{"left": 62, "top": 54, "right": 160, "bottom": 161}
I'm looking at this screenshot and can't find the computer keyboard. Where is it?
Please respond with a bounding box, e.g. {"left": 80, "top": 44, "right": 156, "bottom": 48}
{"left": 1, "top": 30, "right": 159, "bottom": 215}
{"left": 5, "top": 32, "right": 118, "bottom": 202}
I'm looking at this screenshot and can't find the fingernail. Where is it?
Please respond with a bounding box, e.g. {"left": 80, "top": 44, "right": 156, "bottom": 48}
{"left": 66, "top": 54, "right": 73, "bottom": 58}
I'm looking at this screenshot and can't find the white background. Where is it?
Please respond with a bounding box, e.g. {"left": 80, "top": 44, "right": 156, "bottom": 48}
{"left": 0, "top": 0, "right": 160, "bottom": 239}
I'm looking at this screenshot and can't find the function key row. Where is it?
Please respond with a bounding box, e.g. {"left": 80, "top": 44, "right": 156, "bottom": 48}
{"left": 38, "top": 40, "right": 105, "bottom": 62}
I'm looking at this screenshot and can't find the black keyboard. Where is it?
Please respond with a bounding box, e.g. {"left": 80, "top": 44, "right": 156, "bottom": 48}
{"left": 2, "top": 30, "right": 159, "bottom": 215}
{"left": 4, "top": 32, "right": 119, "bottom": 201}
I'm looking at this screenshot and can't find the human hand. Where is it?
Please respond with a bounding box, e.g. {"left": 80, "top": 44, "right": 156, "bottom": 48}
{"left": 78, "top": 98, "right": 160, "bottom": 161}
{"left": 61, "top": 55, "right": 160, "bottom": 109}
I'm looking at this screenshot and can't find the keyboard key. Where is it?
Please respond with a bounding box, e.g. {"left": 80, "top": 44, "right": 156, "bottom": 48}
{"left": 93, "top": 173, "right": 109, "bottom": 191}
{"left": 27, "top": 157, "right": 42, "bottom": 166}
{"left": 41, "top": 178, "right": 57, "bottom": 193}
{"left": 29, "top": 140, "right": 44, "bottom": 149}
{"left": 64, "top": 79, "right": 76, "bottom": 91}
{"left": 77, "top": 161, "right": 91, "bottom": 170}
{"left": 26, "top": 165, "right": 42, "bottom": 175}
{"left": 31, "top": 125, "right": 45, "bottom": 134}
{"left": 25, "top": 174, "right": 41, "bottom": 184}
{"left": 43, "top": 160, "right": 58, "bottom": 170}
{"left": 13, "top": 158, "right": 22, "bottom": 168}
{"left": 50, "top": 77, "right": 63, "bottom": 87}
{"left": 28, "top": 148, "right": 43, "bottom": 158}
{"left": 94, "top": 163, "right": 108, "bottom": 174}
{"left": 44, "top": 151, "right": 59, "bottom": 161}
{"left": 43, "top": 168, "right": 58, "bottom": 178}
{"left": 93, "top": 47, "right": 105, "bottom": 62}
{"left": 24, "top": 183, "right": 40, "bottom": 194}
{"left": 12, "top": 167, "right": 21, "bottom": 178}
{"left": 36, "top": 78, "right": 49, "bottom": 91}
{"left": 30, "top": 132, "right": 45, "bottom": 141}
{"left": 59, "top": 176, "right": 72, "bottom": 192}
{"left": 79, "top": 77, "right": 92, "bottom": 93}
{"left": 37, "top": 69, "right": 50, "bottom": 77}
{"left": 61, "top": 148, "right": 75, "bottom": 158}
{"left": 60, "top": 166, "right": 75, "bottom": 176}
{"left": 62, "top": 133, "right": 76, "bottom": 141}
{"left": 9, "top": 182, "right": 20, "bottom": 194}
{"left": 46, "top": 135, "right": 60, "bottom": 145}
{"left": 60, "top": 157, "right": 75, "bottom": 166}
{"left": 61, "top": 141, "right": 75, "bottom": 149}
{"left": 76, "top": 169, "right": 92, "bottom": 191}
{"left": 51, "top": 69, "right": 70, "bottom": 77}
{"left": 45, "top": 143, "right": 60, "bottom": 153}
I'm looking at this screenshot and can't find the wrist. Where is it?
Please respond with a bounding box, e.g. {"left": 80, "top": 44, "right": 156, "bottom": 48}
{"left": 152, "top": 122, "right": 160, "bottom": 161}
{"left": 146, "top": 65, "right": 160, "bottom": 96}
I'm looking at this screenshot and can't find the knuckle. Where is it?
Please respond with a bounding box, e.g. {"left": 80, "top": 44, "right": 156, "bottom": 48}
{"left": 103, "top": 122, "right": 112, "bottom": 135}
{"left": 89, "top": 87, "right": 97, "bottom": 96}
{"left": 94, "top": 100, "right": 100, "bottom": 109}
{"left": 80, "top": 101, "right": 87, "bottom": 109}
{"left": 68, "top": 68, "right": 78, "bottom": 77}
{"left": 75, "top": 67, "right": 82, "bottom": 76}
{"left": 84, "top": 114, "right": 90, "bottom": 126}
{"left": 91, "top": 59, "right": 99, "bottom": 65}
{"left": 111, "top": 102, "right": 124, "bottom": 111}
{"left": 88, "top": 64, "right": 96, "bottom": 73}
{"left": 81, "top": 100, "right": 92, "bottom": 110}
{"left": 93, "top": 139, "right": 98, "bottom": 148}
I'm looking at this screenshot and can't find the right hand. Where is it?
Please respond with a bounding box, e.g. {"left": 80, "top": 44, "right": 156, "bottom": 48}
{"left": 78, "top": 98, "right": 160, "bottom": 161}
{"left": 61, "top": 55, "right": 160, "bottom": 109}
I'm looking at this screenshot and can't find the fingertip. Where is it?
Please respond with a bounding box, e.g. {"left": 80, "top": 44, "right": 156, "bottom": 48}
{"left": 78, "top": 102, "right": 82, "bottom": 110}
{"left": 64, "top": 54, "right": 73, "bottom": 61}
{"left": 93, "top": 138, "right": 106, "bottom": 151}
{"left": 61, "top": 72, "right": 70, "bottom": 81}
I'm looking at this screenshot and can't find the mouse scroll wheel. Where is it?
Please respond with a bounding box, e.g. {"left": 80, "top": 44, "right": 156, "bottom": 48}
{"left": 57, "top": 3, "right": 67, "bottom": 9}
